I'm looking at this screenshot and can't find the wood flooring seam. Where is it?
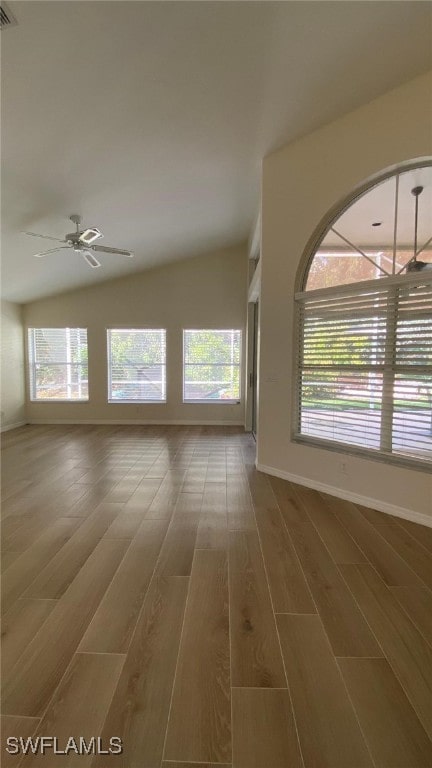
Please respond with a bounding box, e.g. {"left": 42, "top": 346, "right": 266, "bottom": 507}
{"left": 247, "top": 476, "right": 306, "bottom": 768}
{"left": 331, "top": 640, "right": 380, "bottom": 768}
{"left": 339, "top": 561, "right": 432, "bottom": 741}
{"left": 227, "top": 507, "right": 234, "bottom": 768}
{"left": 327, "top": 495, "right": 428, "bottom": 589}
{"left": 389, "top": 587, "right": 432, "bottom": 650}
{"left": 274, "top": 611, "right": 320, "bottom": 616}
{"left": 81, "top": 513, "right": 174, "bottom": 656}
{"left": 231, "top": 686, "right": 293, "bottom": 690}
{"left": 75, "top": 650, "right": 127, "bottom": 656}
{"left": 160, "top": 546, "right": 198, "bottom": 763}
{"left": 299, "top": 489, "right": 367, "bottom": 565}
{"left": 321, "top": 536, "right": 390, "bottom": 660}
{"left": 2, "top": 539, "right": 130, "bottom": 721}
{"left": 363, "top": 505, "right": 432, "bottom": 560}
{"left": 263, "top": 479, "right": 320, "bottom": 615}
{"left": 332, "top": 558, "right": 388, "bottom": 657}
{"left": 294, "top": 485, "right": 371, "bottom": 568}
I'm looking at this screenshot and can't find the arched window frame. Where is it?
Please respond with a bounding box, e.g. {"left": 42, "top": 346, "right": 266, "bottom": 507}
{"left": 293, "top": 159, "right": 432, "bottom": 471}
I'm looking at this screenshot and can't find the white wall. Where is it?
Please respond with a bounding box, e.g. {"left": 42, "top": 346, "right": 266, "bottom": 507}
{"left": 24, "top": 244, "right": 247, "bottom": 425}
{"left": 1, "top": 300, "right": 26, "bottom": 430}
{"left": 259, "top": 71, "right": 432, "bottom": 522}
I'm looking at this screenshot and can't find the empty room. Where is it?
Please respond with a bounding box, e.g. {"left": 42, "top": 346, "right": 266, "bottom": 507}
{"left": 1, "top": 1, "right": 432, "bottom": 766}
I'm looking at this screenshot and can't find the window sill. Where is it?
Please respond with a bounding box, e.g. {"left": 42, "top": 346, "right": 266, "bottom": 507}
{"left": 183, "top": 400, "right": 241, "bottom": 405}
{"left": 108, "top": 400, "right": 167, "bottom": 404}
{"left": 293, "top": 433, "right": 431, "bottom": 473}
{"left": 30, "top": 399, "right": 89, "bottom": 403}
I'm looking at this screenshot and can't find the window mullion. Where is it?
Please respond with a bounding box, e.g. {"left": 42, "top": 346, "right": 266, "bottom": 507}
{"left": 380, "top": 287, "right": 398, "bottom": 452}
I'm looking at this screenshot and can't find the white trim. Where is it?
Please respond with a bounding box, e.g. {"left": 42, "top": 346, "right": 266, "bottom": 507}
{"left": 1, "top": 421, "right": 27, "bottom": 433}
{"left": 248, "top": 259, "right": 261, "bottom": 302}
{"left": 248, "top": 211, "right": 261, "bottom": 261}
{"left": 296, "top": 264, "right": 432, "bottom": 301}
{"left": 108, "top": 400, "right": 167, "bottom": 405}
{"left": 29, "top": 399, "right": 90, "bottom": 403}
{"left": 256, "top": 462, "right": 432, "bottom": 529}
{"left": 28, "top": 418, "right": 245, "bottom": 427}
{"left": 182, "top": 400, "right": 240, "bottom": 405}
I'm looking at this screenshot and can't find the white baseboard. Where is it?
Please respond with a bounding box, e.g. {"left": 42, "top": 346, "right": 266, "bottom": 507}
{"left": 1, "top": 421, "right": 27, "bottom": 433}
{"left": 28, "top": 418, "right": 245, "bottom": 427}
{"left": 256, "top": 462, "right": 432, "bottom": 529}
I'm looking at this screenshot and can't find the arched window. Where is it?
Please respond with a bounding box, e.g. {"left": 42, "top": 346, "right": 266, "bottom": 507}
{"left": 295, "top": 162, "right": 432, "bottom": 468}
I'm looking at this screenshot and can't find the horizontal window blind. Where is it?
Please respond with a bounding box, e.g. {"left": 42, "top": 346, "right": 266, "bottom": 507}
{"left": 108, "top": 329, "right": 166, "bottom": 402}
{"left": 183, "top": 329, "right": 241, "bottom": 401}
{"left": 29, "top": 328, "right": 88, "bottom": 401}
{"left": 295, "top": 273, "right": 432, "bottom": 466}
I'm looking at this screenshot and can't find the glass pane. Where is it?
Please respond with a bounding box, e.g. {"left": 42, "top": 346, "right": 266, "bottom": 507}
{"left": 300, "top": 371, "right": 383, "bottom": 450}
{"left": 32, "top": 328, "right": 88, "bottom": 364}
{"left": 336, "top": 175, "right": 396, "bottom": 260}
{"left": 306, "top": 233, "right": 381, "bottom": 290}
{"left": 302, "top": 315, "right": 386, "bottom": 367}
{"left": 305, "top": 165, "right": 432, "bottom": 288}
{"left": 184, "top": 330, "right": 241, "bottom": 365}
{"left": 184, "top": 364, "right": 240, "bottom": 400}
{"left": 109, "top": 329, "right": 166, "bottom": 401}
{"left": 35, "top": 364, "right": 88, "bottom": 400}
{"left": 183, "top": 330, "right": 241, "bottom": 401}
{"left": 110, "top": 329, "right": 166, "bottom": 366}
{"left": 110, "top": 365, "right": 165, "bottom": 401}
{"left": 392, "top": 374, "right": 432, "bottom": 461}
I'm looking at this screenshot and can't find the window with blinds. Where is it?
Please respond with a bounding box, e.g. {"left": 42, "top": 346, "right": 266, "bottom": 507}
{"left": 28, "top": 328, "right": 88, "bottom": 401}
{"left": 183, "top": 329, "right": 241, "bottom": 402}
{"left": 295, "top": 272, "right": 432, "bottom": 466}
{"left": 108, "top": 329, "right": 166, "bottom": 402}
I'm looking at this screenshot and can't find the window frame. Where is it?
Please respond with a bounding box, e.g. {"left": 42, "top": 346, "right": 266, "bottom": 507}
{"left": 182, "top": 328, "right": 242, "bottom": 404}
{"left": 107, "top": 327, "right": 167, "bottom": 404}
{"left": 293, "top": 161, "right": 432, "bottom": 472}
{"left": 28, "top": 327, "right": 89, "bottom": 403}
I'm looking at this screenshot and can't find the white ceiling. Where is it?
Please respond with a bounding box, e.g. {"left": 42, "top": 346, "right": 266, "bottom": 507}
{"left": 2, "top": 1, "right": 431, "bottom": 303}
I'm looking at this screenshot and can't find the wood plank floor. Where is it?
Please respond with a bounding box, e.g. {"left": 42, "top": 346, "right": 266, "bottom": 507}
{"left": 1, "top": 424, "right": 432, "bottom": 767}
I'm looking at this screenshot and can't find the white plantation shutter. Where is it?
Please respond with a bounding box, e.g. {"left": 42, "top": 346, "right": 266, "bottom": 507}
{"left": 295, "top": 272, "right": 432, "bottom": 466}
{"left": 29, "top": 328, "right": 88, "bottom": 401}
{"left": 108, "top": 329, "right": 166, "bottom": 402}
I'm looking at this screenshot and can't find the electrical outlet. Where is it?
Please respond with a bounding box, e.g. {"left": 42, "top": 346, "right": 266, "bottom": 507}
{"left": 339, "top": 460, "right": 348, "bottom": 475}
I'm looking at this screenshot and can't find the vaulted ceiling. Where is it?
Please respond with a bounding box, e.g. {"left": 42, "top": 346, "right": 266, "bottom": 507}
{"left": 2, "top": 1, "right": 431, "bottom": 302}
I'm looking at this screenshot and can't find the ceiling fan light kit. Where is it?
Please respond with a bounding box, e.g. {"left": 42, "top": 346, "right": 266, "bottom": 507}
{"left": 74, "top": 228, "right": 102, "bottom": 245}
{"left": 23, "top": 214, "right": 134, "bottom": 269}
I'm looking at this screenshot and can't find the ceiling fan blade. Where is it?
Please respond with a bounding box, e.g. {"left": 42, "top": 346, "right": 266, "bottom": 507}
{"left": 34, "top": 246, "right": 70, "bottom": 258}
{"left": 23, "top": 231, "right": 66, "bottom": 243}
{"left": 91, "top": 244, "right": 134, "bottom": 257}
{"left": 82, "top": 251, "right": 101, "bottom": 268}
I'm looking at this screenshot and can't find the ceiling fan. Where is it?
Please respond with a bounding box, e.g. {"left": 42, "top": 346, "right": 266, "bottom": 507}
{"left": 23, "top": 214, "right": 134, "bottom": 268}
